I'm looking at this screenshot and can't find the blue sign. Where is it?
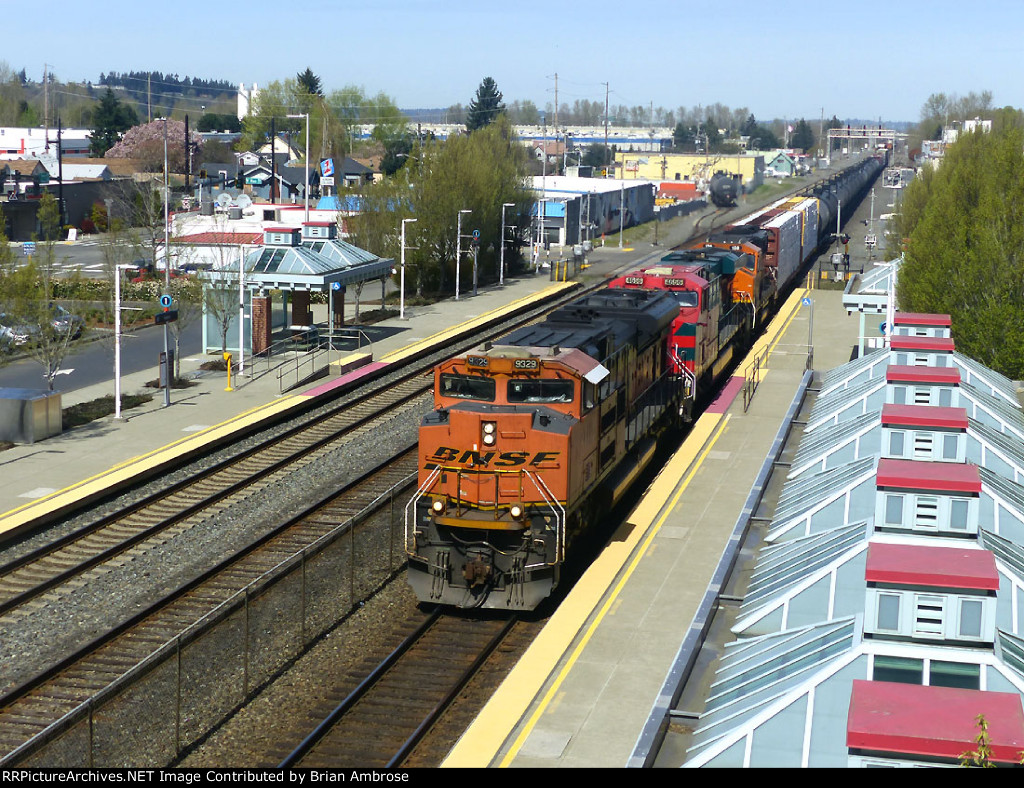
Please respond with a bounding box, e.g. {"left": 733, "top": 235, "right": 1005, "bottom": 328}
{"left": 320, "top": 158, "right": 335, "bottom": 178}
{"left": 801, "top": 296, "right": 811, "bottom": 306}
{"left": 879, "top": 322, "right": 888, "bottom": 334}
{"left": 22, "top": 241, "right": 35, "bottom": 256}
{"left": 472, "top": 229, "right": 480, "bottom": 239}
{"left": 331, "top": 281, "right": 341, "bottom": 291}
{"left": 159, "top": 294, "right": 173, "bottom": 308}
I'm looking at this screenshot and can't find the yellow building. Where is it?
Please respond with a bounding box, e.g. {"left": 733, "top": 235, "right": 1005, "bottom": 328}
{"left": 617, "top": 152, "right": 765, "bottom": 192}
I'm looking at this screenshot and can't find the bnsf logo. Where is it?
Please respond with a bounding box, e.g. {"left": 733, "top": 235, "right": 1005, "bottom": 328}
{"left": 427, "top": 447, "right": 560, "bottom": 467}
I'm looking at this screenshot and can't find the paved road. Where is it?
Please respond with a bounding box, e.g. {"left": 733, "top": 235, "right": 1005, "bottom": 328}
{"left": 0, "top": 321, "right": 202, "bottom": 394}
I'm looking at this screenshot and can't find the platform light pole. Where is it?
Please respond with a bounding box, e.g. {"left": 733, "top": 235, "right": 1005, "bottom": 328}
{"left": 455, "top": 209, "right": 471, "bottom": 301}
{"left": 400, "top": 218, "right": 417, "bottom": 319}
{"left": 162, "top": 117, "right": 171, "bottom": 408}
{"left": 286, "top": 113, "right": 309, "bottom": 223}
{"left": 500, "top": 202, "right": 514, "bottom": 286}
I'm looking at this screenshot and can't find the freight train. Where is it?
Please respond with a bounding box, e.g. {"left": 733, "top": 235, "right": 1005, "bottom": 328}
{"left": 405, "top": 154, "right": 885, "bottom": 610}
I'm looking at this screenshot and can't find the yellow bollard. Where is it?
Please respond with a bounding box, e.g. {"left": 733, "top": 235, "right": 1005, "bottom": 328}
{"left": 223, "top": 352, "right": 233, "bottom": 392}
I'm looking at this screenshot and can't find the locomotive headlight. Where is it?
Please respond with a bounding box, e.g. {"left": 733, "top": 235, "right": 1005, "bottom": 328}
{"left": 483, "top": 432, "right": 496, "bottom": 445}
{"left": 510, "top": 504, "right": 524, "bottom": 519}
{"left": 482, "top": 422, "right": 496, "bottom": 434}
{"left": 432, "top": 499, "right": 445, "bottom": 513}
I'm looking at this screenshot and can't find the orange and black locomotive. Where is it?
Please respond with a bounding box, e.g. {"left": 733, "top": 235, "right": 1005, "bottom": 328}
{"left": 405, "top": 289, "right": 684, "bottom": 609}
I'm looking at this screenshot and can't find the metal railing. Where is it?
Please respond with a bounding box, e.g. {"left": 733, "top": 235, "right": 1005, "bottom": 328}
{"left": 247, "top": 327, "right": 373, "bottom": 393}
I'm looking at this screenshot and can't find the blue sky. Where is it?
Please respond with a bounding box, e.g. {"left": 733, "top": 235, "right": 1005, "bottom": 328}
{"left": 7, "top": 0, "right": 1023, "bottom": 123}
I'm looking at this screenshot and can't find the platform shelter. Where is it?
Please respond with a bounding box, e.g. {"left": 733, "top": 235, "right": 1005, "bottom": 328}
{"left": 200, "top": 222, "right": 393, "bottom": 356}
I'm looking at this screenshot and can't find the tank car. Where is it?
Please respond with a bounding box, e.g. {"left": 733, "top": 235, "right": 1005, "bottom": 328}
{"left": 708, "top": 171, "right": 742, "bottom": 207}
{"left": 405, "top": 289, "right": 684, "bottom": 609}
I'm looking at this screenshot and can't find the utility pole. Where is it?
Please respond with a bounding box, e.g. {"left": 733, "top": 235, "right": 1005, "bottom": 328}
{"left": 603, "top": 82, "right": 610, "bottom": 174}
{"left": 43, "top": 64, "right": 49, "bottom": 140}
{"left": 553, "top": 73, "right": 558, "bottom": 142}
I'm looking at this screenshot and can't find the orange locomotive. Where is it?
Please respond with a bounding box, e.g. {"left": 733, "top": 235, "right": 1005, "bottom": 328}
{"left": 405, "top": 289, "right": 684, "bottom": 609}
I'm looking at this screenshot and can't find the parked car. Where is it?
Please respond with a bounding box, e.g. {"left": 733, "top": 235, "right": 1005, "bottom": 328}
{"left": 50, "top": 304, "right": 85, "bottom": 339}
{"left": 0, "top": 315, "right": 31, "bottom": 346}
{"left": 0, "top": 305, "right": 84, "bottom": 345}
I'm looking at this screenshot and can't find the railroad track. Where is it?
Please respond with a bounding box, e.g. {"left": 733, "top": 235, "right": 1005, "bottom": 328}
{"left": 279, "top": 609, "right": 518, "bottom": 768}
{"left": 0, "top": 448, "right": 420, "bottom": 765}
{"left": 0, "top": 377, "right": 431, "bottom": 622}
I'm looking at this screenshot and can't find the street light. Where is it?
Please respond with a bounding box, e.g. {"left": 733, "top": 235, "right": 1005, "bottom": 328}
{"left": 455, "top": 209, "right": 471, "bottom": 301}
{"left": 400, "top": 218, "right": 417, "bottom": 319}
{"left": 500, "top": 202, "right": 514, "bottom": 285}
{"left": 286, "top": 113, "right": 310, "bottom": 224}
{"left": 161, "top": 117, "right": 171, "bottom": 408}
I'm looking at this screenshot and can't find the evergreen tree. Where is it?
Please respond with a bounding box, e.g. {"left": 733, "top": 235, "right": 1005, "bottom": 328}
{"left": 296, "top": 68, "right": 323, "bottom": 97}
{"left": 90, "top": 88, "right": 138, "bottom": 157}
{"left": 466, "top": 77, "right": 505, "bottom": 132}
{"left": 791, "top": 119, "right": 815, "bottom": 151}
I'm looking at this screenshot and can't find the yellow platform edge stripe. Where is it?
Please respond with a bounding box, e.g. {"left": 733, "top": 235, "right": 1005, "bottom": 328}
{"left": 0, "top": 395, "right": 305, "bottom": 535}
{"left": 442, "top": 411, "right": 729, "bottom": 768}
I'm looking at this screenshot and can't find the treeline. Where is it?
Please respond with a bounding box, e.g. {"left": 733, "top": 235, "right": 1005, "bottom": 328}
{"left": 98, "top": 71, "right": 234, "bottom": 100}
{"left": 895, "top": 108, "right": 1024, "bottom": 378}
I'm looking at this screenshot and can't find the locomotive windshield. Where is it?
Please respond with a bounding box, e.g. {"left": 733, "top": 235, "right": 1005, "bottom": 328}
{"left": 671, "top": 291, "right": 699, "bottom": 308}
{"left": 508, "top": 379, "right": 574, "bottom": 403}
{"left": 440, "top": 373, "right": 496, "bottom": 401}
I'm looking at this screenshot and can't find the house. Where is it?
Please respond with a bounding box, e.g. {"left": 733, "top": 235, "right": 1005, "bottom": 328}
{"left": 764, "top": 150, "right": 798, "bottom": 177}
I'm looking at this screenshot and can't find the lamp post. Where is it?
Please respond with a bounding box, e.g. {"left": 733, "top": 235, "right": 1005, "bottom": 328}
{"left": 162, "top": 117, "right": 171, "bottom": 407}
{"left": 455, "top": 209, "right": 471, "bottom": 301}
{"left": 286, "top": 113, "right": 309, "bottom": 223}
{"left": 500, "top": 202, "right": 514, "bottom": 286}
{"left": 400, "top": 218, "right": 417, "bottom": 319}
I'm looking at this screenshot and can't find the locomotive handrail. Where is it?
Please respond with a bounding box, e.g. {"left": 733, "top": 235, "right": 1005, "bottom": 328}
{"left": 404, "top": 466, "right": 442, "bottom": 557}
{"left": 523, "top": 469, "right": 566, "bottom": 566}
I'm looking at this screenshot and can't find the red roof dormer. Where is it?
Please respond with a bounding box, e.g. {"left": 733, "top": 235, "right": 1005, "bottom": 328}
{"left": 847, "top": 681, "right": 1024, "bottom": 764}
{"left": 893, "top": 312, "right": 952, "bottom": 328}
{"left": 875, "top": 458, "right": 981, "bottom": 494}
{"left": 865, "top": 543, "right": 998, "bottom": 591}
{"left": 880, "top": 404, "right": 968, "bottom": 431}
{"left": 885, "top": 365, "right": 961, "bottom": 385}
{"left": 889, "top": 335, "right": 956, "bottom": 353}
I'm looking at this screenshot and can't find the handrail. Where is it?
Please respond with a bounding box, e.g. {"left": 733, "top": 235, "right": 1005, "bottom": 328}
{"left": 404, "top": 466, "right": 442, "bottom": 556}
{"left": 523, "top": 469, "right": 565, "bottom": 567}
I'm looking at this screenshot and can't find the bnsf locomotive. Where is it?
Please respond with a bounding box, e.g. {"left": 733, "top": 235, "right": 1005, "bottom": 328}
{"left": 405, "top": 289, "right": 684, "bottom": 609}
{"left": 406, "top": 154, "right": 886, "bottom": 610}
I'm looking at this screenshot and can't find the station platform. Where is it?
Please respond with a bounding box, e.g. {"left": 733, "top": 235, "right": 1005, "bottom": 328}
{"left": 442, "top": 283, "right": 868, "bottom": 768}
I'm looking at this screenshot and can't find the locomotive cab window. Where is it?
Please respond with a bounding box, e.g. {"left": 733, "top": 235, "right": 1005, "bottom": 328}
{"left": 672, "top": 290, "right": 698, "bottom": 308}
{"left": 440, "top": 373, "right": 496, "bottom": 401}
{"left": 508, "top": 379, "right": 574, "bottom": 403}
